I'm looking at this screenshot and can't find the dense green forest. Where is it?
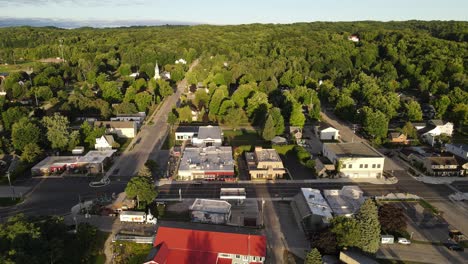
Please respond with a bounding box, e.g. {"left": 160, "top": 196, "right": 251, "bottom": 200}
{"left": 0, "top": 21, "right": 467, "bottom": 161}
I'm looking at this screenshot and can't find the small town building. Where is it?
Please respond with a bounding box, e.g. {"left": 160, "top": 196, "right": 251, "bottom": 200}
{"left": 192, "top": 125, "right": 223, "bottom": 147}
{"left": 315, "top": 122, "right": 340, "bottom": 141}
{"left": 95, "top": 135, "right": 115, "bottom": 150}
{"left": 111, "top": 112, "right": 146, "bottom": 127}
{"left": 189, "top": 199, "right": 232, "bottom": 224}
{"left": 271, "top": 136, "right": 287, "bottom": 145}
{"left": 321, "top": 142, "right": 385, "bottom": 178}
{"left": 323, "top": 186, "right": 365, "bottom": 217}
{"left": 245, "top": 147, "right": 286, "bottom": 180}
{"left": 289, "top": 126, "right": 302, "bottom": 141}
{"left": 78, "top": 150, "right": 116, "bottom": 174}
{"left": 291, "top": 188, "right": 333, "bottom": 234}
{"left": 31, "top": 156, "right": 81, "bottom": 176}
{"left": 446, "top": 144, "right": 468, "bottom": 160}
{"left": 175, "top": 126, "right": 199, "bottom": 141}
{"left": 94, "top": 121, "right": 137, "bottom": 138}
{"left": 71, "top": 146, "right": 85, "bottom": 155}
{"left": 408, "top": 153, "right": 463, "bottom": 177}
{"left": 389, "top": 132, "right": 409, "bottom": 145}
{"left": 315, "top": 156, "right": 336, "bottom": 178}
{"left": 144, "top": 226, "right": 267, "bottom": 264}
{"left": 177, "top": 146, "right": 235, "bottom": 181}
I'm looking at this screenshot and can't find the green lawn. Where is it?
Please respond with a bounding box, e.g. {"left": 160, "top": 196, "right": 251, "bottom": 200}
{"left": 418, "top": 199, "right": 440, "bottom": 215}
{"left": 0, "top": 61, "right": 35, "bottom": 72}
{"left": 223, "top": 129, "right": 268, "bottom": 147}
{"left": 113, "top": 241, "right": 153, "bottom": 264}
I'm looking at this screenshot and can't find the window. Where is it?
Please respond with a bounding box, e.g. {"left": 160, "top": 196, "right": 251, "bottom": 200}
{"left": 348, "top": 164, "right": 352, "bottom": 169}
{"left": 359, "top": 164, "right": 363, "bottom": 168}
{"left": 377, "top": 164, "right": 381, "bottom": 168}
{"left": 364, "top": 164, "right": 368, "bottom": 168}
{"left": 242, "top": 255, "right": 249, "bottom": 261}
{"left": 372, "top": 164, "right": 376, "bottom": 168}
{"left": 235, "top": 255, "right": 241, "bottom": 259}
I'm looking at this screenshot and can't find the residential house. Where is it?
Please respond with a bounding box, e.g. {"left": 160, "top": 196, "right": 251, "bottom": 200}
{"left": 111, "top": 112, "right": 146, "bottom": 127}
{"left": 177, "top": 146, "right": 235, "bottom": 181}
{"left": 291, "top": 188, "right": 333, "bottom": 234}
{"left": 94, "top": 121, "right": 137, "bottom": 138}
{"left": 323, "top": 186, "right": 365, "bottom": 217}
{"left": 389, "top": 132, "right": 409, "bottom": 145}
{"left": 315, "top": 122, "right": 340, "bottom": 141}
{"left": 144, "top": 226, "right": 267, "bottom": 264}
{"left": 417, "top": 120, "right": 454, "bottom": 146}
{"left": 321, "top": 142, "right": 385, "bottom": 178}
{"left": 245, "top": 147, "right": 286, "bottom": 180}
{"left": 289, "top": 126, "right": 302, "bottom": 141}
{"left": 189, "top": 199, "right": 231, "bottom": 224}
{"left": 409, "top": 153, "right": 463, "bottom": 177}
{"left": 95, "top": 135, "right": 115, "bottom": 150}
{"left": 315, "top": 156, "right": 336, "bottom": 178}
{"left": 446, "top": 144, "right": 468, "bottom": 160}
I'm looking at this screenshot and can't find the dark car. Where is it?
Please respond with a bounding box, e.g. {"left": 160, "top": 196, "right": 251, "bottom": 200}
{"left": 447, "top": 244, "right": 464, "bottom": 251}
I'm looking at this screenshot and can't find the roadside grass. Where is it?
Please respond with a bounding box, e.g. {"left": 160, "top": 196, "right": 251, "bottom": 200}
{"left": 115, "top": 137, "right": 133, "bottom": 152}
{"left": 418, "top": 199, "right": 440, "bottom": 215}
{"left": 112, "top": 241, "right": 152, "bottom": 264}
{"left": 0, "top": 197, "right": 23, "bottom": 206}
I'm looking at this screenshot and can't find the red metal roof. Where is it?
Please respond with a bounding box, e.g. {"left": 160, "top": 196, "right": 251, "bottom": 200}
{"left": 152, "top": 227, "right": 266, "bottom": 264}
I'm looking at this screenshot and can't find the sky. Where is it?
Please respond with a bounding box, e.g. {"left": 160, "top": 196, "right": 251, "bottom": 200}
{"left": 1, "top": 0, "right": 467, "bottom": 25}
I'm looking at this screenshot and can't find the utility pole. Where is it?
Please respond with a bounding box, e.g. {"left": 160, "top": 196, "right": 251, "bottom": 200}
{"left": 179, "top": 188, "right": 182, "bottom": 201}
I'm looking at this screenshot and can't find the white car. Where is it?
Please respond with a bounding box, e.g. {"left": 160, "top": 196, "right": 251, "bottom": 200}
{"left": 398, "top": 237, "right": 411, "bottom": 245}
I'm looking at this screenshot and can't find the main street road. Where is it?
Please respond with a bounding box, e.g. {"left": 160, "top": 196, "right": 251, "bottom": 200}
{"left": 107, "top": 59, "right": 199, "bottom": 179}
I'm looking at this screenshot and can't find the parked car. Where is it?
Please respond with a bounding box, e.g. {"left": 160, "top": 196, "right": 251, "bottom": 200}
{"left": 398, "top": 237, "right": 411, "bottom": 245}
{"left": 446, "top": 244, "right": 464, "bottom": 251}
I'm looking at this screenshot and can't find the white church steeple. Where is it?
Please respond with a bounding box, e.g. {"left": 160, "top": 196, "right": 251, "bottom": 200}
{"left": 154, "top": 61, "right": 161, "bottom": 80}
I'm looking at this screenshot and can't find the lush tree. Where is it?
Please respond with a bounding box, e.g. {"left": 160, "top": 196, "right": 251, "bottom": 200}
{"left": 400, "top": 122, "right": 418, "bottom": 139}
{"left": 304, "top": 248, "right": 322, "bottom": 264}
{"left": 209, "top": 89, "right": 227, "bottom": 117}
{"left": 361, "top": 107, "right": 388, "bottom": 141}
{"left": 124, "top": 86, "right": 137, "bottom": 102}
{"left": 2, "top": 107, "right": 28, "bottom": 131}
{"left": 194, "top": 89, "right": 210, "bottom": 109}
{"left": 434, "top": 95, "right": 451, "bottom": 118}
{"left": 101, "top": 81, "right": 123, "bottom": 103}
{"left": 125, "top": 176, "right": 158, "bottom": 206}
{"left": 137, "top": 164, "right": 152, "bottom": 177}
{"left": 290, "top": 102, "right": 306, "bottom": 128}
{"left": 378, "top": 203, "right": 407, "bottom": 235}
{"left": 404, "top": 100, "right": 423, "bottom": 121}
{"left": 270, "top": 107, "right": 285, "bottom": 135}
{"left": 335, "top": 95, "right": 356, "bottom": 121}
{"left": 118, "top": 63, "right": 132, "bottom": 76}
{"left": 331, "top": 216, "right": 361, "bottom": 248}
{"left": 232, "top": 84, "right": 254, "bottom": 108}
{"left": 113, "top": 102, "right": 138, "bottom": 114}
{"left": 135, "top": 92, "right": 153, "bottom": 112}
{"left": 11, "top": 118, "right": 41, "bottom": 151}
{"left": 157, "top": 80, "right": 173, "bottom": 98}
{"left": 355, "top": 199, "right": 381, "bottom": 253}
{"left": 167, "top": 110, "right": 178, "bottom": 127}
{"left": 20, "top": 143, "right": 42, "bottom": 163}
{"left": 35, "top": 86, "right": 54, "bottom": 101}
{"left": 42, "top": 113, "right": 72, "bottom": 151}
{"left": 223, "top": 108, "right": 246, "bottom": 131}
{"left": 80, "top": 121, "right": 106, "bottom": 149}
{"left": 453, "top": 103, "right": 468, "bottom": 126}
{"left": 177, "top": 105, "right": 192, "bottom": 123}
{"left": 218, "top": 99, "right": 235, "bottom": 116}
{"left": 309, "top": 230, "right": 338, "bottom": 255}
{"left": 262, "top": 114, "right": 276, "bottom": 141}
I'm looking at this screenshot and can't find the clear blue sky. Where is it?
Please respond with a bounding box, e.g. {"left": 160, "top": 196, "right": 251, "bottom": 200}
{"left": 1, "top": 0, "right": 467, "bottom": 24}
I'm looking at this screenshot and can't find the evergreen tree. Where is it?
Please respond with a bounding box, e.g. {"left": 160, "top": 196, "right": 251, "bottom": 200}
{"left": 355, "top": 199, "right": 381, "bottom": 253}
{"left": 304, "top": 248, "right": 322, "bottom": 264}
{"left": 270, "top": 107, "right": 285, "bottom": 135}
{"left": 262, "top": 115, "right": 276, "bottom": 141}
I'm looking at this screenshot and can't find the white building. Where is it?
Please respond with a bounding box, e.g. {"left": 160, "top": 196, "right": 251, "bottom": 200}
{"left": 177, "top": 146, "right": 235, "bottom": 181}
{"left": 175, "top": 125, "right": 223, "bottom": 147}
{"left": 110, "top": 112, "right": 146, "bottom": 127}
{"left": 154, "top": 61, "right": 160, "bottom": 80}
{"left": 315, "top": 122, "right": 340, "bottom": 141}
{"left": 95, "top": 135, "right": 115, "bottom": 150}
{"left": 94, "top": 121, "right": 137, "bottom": 138}
{"left": 446, "top": 144, "right": 468, "bottom": 160}
{"left": 322, "top": 142, "right": 385, "bottom": 178}
{"left": 175, "top": 58, "right": 187, "bottom": 64}
{"left": 419, "top": 120, "right": 454, "bottom": 146}
{"left": 189, "top": 199, "right": 232, "bottom": 224}
{"left": 323, "top": 186, "right": 365, "bottom": 217}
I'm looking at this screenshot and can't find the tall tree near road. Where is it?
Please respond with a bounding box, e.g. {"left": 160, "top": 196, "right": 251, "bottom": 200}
{"left": 290, "top": 102, "right": 306, "bottom": 128}
{"left": 125, "top": 176, "right": 158, "bottom": 207}
{"left": 270, "top": 107, "right": 285, "bottom": 135}
{"left": 304, "top": 248, "right": 322, "bottom": 264}
{"left": 42, "top": 113, "right": 72, "bottom": 151}
{"left": 355, "top": 198, "right": 381, "bottom": 253}
{"left": 11, "top": 118, "right": 41, "bottom": 152}
{"left": 223, "top": 107, "right": 245, "bottom": 131}
{"left": 262, "top": 114, "right": 276, "bottom": 141}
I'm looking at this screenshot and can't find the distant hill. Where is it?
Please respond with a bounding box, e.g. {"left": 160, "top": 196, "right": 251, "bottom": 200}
{"left": 0, "top": 17, "right": 199, "bottom": 28}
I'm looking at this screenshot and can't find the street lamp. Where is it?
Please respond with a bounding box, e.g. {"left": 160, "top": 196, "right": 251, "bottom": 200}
{"left": 261, "top": 199, "right": 265, "bottom": 228}
{"left": 6, "top": 171, "right": 15, "bottom": 199}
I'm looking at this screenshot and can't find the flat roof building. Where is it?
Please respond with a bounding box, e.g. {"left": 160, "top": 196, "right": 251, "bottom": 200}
{"left": 178, "top": 146, "right": 235, "bottom": 181}
{"left": 322, "top": 142, "right": 385, "bottom": 178}
{"left": 189, "top": 199, "right": 232, "bottom": 224}
{"left": 246, "top": 147, "right": 286, "bottom": 180}
{"left": 175, "top": 125, "right": 223, "bottom": 147}
{"left": 291, "top": 188, "right": 333, "bottom": 234}
{"left": 323, "top": 186, "right": 365, "bottom": 217}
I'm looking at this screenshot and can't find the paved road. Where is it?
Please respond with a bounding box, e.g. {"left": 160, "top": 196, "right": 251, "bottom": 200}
{"left": 107, "top": 59, "right": 199, "bottom": 179}
{"left": 378, "top": 243, "right": 468, "bottom": 264}
{"left": 320, "top": 108, "right": 366, "bottom": 143}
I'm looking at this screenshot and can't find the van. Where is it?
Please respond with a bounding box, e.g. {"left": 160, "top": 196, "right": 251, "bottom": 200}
{"left": 381, "top": 235, "right": 394, "bottom": 244}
